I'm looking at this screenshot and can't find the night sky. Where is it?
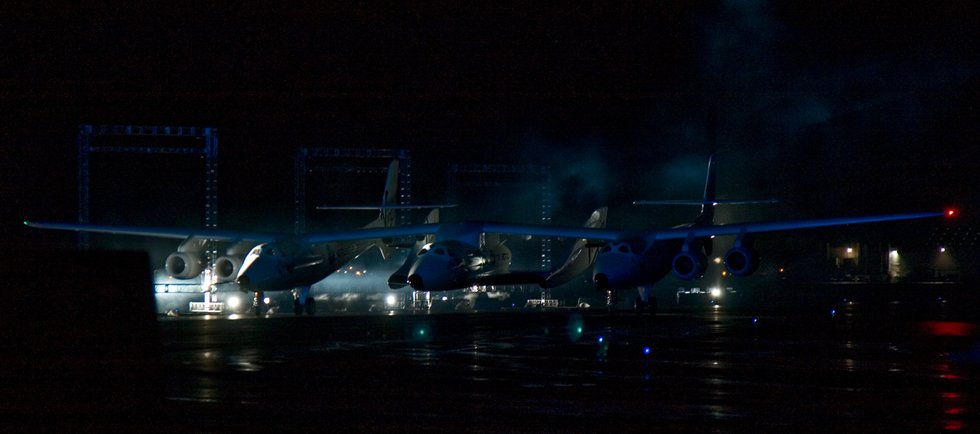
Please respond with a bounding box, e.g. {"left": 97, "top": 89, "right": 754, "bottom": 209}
{"left": 3, "top": 1, "right": 980, "bottom": 253}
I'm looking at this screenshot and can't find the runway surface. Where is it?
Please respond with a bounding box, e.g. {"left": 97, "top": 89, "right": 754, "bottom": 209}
{"left": 9, "top": 302, "right": 980, "bottom": 433}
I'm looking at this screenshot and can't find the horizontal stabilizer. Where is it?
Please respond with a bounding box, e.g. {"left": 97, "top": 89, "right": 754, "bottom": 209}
{"left": 317, "top": 204, "right": 457, "bottom": 210}
{"left": 633, "top": 199, "right": 780, "bottom": 206}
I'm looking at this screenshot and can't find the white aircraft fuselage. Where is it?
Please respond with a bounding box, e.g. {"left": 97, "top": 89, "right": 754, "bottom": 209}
{"left": 406, "top": 240, "right": 512, "bottom": 292}
{"left": 235, "top": 238, "right": 375, "bottom": 294}
{"left": 592, "top": 238, "right": 680, "bottom": 290}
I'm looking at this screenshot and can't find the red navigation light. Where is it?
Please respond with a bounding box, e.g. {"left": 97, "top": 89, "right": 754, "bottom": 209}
{"left": 946, "top": 209, "right": 957, "bottom": 218}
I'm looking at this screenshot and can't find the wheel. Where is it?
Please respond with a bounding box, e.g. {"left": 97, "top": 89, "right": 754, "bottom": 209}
{"left": 634, "top": 297, "right": 647, "bottom": 314}
{"left": 253, "top": 291, "right": 264, "bottom": 316}
{"left": 606, "top": 290, "right": 618, "bottom": 315}
{"left": 293, "top": 298, "right": 303, "bottom": 315}
{"left": 305, "top": 297, "right": 316, "bottom": 315}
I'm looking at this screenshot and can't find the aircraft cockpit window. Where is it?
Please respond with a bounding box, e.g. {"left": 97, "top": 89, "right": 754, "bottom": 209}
{"left": 618, "top": 245, "right": 630, "bottom": 254}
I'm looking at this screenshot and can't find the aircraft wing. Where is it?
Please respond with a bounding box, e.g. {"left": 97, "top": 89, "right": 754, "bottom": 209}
{"left": 24, "top": 221, "right": 282, "bottom": 243}
{"left": 452, "top": 210, "right": 946, "bottom": 242}
{"left": 297, "top": 223, "right": 614, "bottom": 245}
{"left": 645, "top": 211, "right": 945, "bottom": 241}
{"left": 27, "top": 210, "right": 944, "bottom": 246}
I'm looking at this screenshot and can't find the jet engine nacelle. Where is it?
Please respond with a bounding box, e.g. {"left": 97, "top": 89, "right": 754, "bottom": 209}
{"left": 165, "top": 251, "right": 205, "bottom": 279}
{"left": 672, "top": 250, "right": 707, "bottom": 281}
{"left": 723, "top": 245, "right": 760, "bottom": 277}
{"left": 214, "top": 255, "right": 244, "bottom": 283}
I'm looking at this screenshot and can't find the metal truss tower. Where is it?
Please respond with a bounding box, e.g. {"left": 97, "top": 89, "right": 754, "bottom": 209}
{"left": 446, "top": 163, "right": 554, "bottom": 272}
{"left": 76, "top": 124, "right": 219, "bottom": 260}
{"left": 293, "top": 148, "right": 411, "bottom": 233}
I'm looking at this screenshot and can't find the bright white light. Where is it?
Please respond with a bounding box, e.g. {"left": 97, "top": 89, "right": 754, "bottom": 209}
{"left": 263, "top": 297, "right": 271, "bottom": 305}
{"left": 889, "top": 250, "right": 899, "bottom": 258}
{"left": 713, "top": 257, "right": 722, "bottom": 264}
{"left": 441, "top": 296, "right": 448, "bottom": 301}
{"left": 710, "top": 288, "right": 722, "bottom": 298}
{"left": 940, "top": 247, "right": 947, "bottom": 253}
{"left": 227, "top": 296, "right": 241, "bottom": 309}
{"left": 386, "top": 294, "right": 397, "bottom": 306}
{"left": 846, "top": 247, "right": 853, "bottom": 253}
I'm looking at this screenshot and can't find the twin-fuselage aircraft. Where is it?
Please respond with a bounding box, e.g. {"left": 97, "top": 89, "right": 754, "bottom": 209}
{"left": 26, "top": 156, "right": 947, "bottom": 314}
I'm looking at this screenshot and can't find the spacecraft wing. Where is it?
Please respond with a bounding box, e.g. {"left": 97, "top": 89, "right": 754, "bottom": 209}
{"left": 24, "top": 221, "right": 280, "bottom": 243}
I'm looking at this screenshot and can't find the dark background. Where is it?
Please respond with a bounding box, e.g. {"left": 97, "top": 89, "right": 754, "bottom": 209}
{"left": 3, "top": 1, "right": 979, "bottom": 255}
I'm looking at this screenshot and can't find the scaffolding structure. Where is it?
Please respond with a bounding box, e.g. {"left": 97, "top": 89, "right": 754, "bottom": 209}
{"left": 77, "top": 124, "right": 219, "bottom": 247}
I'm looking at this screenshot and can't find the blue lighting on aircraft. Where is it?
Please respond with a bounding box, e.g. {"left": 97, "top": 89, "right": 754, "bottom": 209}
{"left": 752, "top": 317, "right": 759, "bottom": 324}
{"left": 643, "top": 346, "right": 651, "bottom": 355}
{"left": 830, "top": 309, "right": 837, "bottom": 317}
{"left": 598, "top": 336, "right": 604, "bottom": 343}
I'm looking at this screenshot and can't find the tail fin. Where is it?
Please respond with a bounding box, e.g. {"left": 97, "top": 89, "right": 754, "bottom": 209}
{"left": 423, "top": 208, "right": 439, "bottom": 244}
{"left": 543, "top": 207, "right": 608, "bottom": 288}
{"left": 694, "top": 154, "right": 716, "bottom": 227}
{"left": 364, "top": 159, "right": 400, "bottom": 229}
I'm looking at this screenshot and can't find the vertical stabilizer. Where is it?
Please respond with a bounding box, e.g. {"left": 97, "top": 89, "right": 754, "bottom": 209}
{"left": 364, "top": 159, "right": 400, "bottom": 229}
{"left": 694, "top": 155, "right": 716, "bottom": 226}
{"left": 423, "top": 208, "right": 439, "bottom": 244}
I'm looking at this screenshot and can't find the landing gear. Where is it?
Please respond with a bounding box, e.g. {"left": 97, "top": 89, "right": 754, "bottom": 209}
{"left": 292, "top": 297, "right": 316, "bottom": 315}
{"left": 634, "top": 286, "right": 657, "bottom": 316}
{"left": 292, "top": 286, "right": 315, "bottom": 315}
{"left": 606, "top": 289, "right": 619, "bottom": 315}
{"left": 634, "top": 296, "right": 658, "bottom": 315}
{"left": 305, "top": 298, "right": 316, "bottom": 315}
{"left": 253, "top": 290, "right": 265, "bottom": 316}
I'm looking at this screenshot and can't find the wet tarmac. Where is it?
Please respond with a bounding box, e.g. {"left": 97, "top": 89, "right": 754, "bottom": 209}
{"left": 8, "top": 302, "right": 980, "bottom": 433}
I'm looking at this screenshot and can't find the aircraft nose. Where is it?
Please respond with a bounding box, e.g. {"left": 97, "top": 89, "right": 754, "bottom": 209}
{"left": 237, "top": 275, "right": 251, "bottom": 290}
{"left": 408, "top": 274, "right": 423, "bottom": 290}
